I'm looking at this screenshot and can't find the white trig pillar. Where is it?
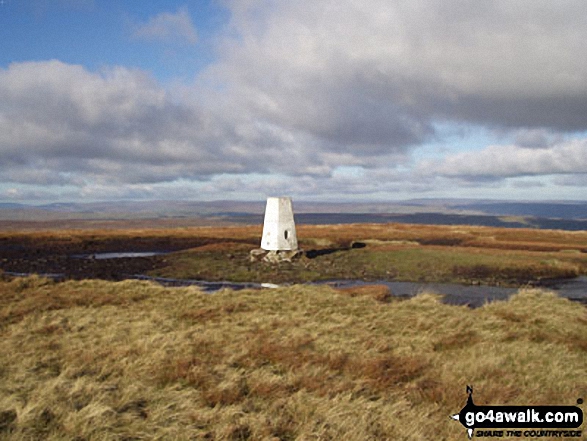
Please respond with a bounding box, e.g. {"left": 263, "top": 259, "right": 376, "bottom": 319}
{"left": 261, "top": 197, "right": 298, "bottom": 251}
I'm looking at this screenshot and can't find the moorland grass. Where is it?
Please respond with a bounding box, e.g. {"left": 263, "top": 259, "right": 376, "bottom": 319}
{"left": 153, "top": 243, "right": 586, "bottom": 285}
{"left": 4, "top": 222, "right": 587, "bottom": 252}
{"left": 2, "top": 223, "right": 587, "bottom": 286}
{"left": 142, "top": 223, "right": 587, "bottom": 285}
{"left": 0, "top": 276, "right": 585, "bottom": 440}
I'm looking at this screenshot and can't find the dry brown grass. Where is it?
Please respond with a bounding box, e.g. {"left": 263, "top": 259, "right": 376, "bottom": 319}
{"left": 140, "top": 224, "right": 587, "bottom": 285}
{"left": 334, "top": 284, "right": 394, "bottom": 302}
{"left": 2, "top": 221, "right": 587, "bottom": 251}
{"left": 0, "top": 224, "right": 262, "bottom": 244}
{"left": 2, "top": 222, "right": 587, "bottom": 285}
{"left": 0, "top": 276, "right": 585, "bottom": 440}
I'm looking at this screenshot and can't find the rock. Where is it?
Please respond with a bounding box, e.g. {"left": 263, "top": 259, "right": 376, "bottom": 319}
{"left": 250, "top": 248, "right": 304, "bottom": 263}
{"left": 249, "top": 248, "right": 269, "bottom": 262}
{"left": 262, "top": 249, "right": 304, "bottom": 263}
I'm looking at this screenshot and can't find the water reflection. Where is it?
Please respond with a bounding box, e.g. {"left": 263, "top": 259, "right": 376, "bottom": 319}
{"left": 130, "top": 275, "right": 587, "bottom": 308}
{"left": 3, "top": 269, "right": 586, "bottom": 309}
{"left": 72, "top": 252, "right": 166, "bottom": 260}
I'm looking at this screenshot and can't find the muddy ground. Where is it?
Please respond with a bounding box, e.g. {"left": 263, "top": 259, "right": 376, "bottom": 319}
{"left": 2, "top": 222, "right": 587, "bottom": 288}
{"left": 0, "top": 236, "right": 254, "bottom": 281}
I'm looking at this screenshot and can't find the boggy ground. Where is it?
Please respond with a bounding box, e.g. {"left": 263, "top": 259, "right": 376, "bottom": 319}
{"left": 131, "top": 224, "right": 587, "bottom": 286}
{"left": 1, "top": 222, "right": 587, "bottom": 286}
{"left": 0, "top": 228, "right": 250, "bottom": 281}
{"left": 0, "top": 276, "right": 585, "bottom": 440}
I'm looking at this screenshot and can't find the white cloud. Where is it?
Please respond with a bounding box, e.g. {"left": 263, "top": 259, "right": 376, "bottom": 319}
{"left": 207, "top": 0, "right": 587, "bottom": 139}
{"left": 0, "top": 60, "right": 368, "bottom": 191}
{"left": 0, "top": 60, "right": 226, "bottom": 184}
{"left": 5, "top": 1, "right": 587, "bottom": 201}
{"left": 132, "top": 7, "right": 198, "bottom": 45}
{"left": 420, "top": 139, "right": 587, "bottom": 178}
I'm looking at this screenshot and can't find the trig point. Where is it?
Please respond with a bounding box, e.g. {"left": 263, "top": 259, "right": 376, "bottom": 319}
{"left": 250, "top": 197, "right": 302, "bottom": 262}
{"left": 261, "top": 197, "right": 298, "bottom": 251}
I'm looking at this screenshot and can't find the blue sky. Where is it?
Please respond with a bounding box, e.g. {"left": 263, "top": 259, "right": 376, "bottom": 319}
{"left": 1, "top": 0, "right": 587, "bottom": 203}
{"left": 0, "top": 1, "right": 227, "bottom": 81}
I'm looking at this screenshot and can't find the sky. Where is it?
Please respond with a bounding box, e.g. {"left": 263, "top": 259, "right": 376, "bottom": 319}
{"left": 1, "top": 0, "right": 587, "bottom": 203}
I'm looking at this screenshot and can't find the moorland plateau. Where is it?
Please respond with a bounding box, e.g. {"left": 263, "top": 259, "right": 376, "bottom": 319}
{"left": 0, "top": 221, "right": 586, "bottom": 440}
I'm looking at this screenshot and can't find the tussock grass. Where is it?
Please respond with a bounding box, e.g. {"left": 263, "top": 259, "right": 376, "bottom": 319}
{"left": 3, "top": 222, "right": 587, "bottom": 254}
{"left": 3, "top": 223, "right": 587, "bottom": 285}
{"left": 141, "top": 224, "right": 587, "bottom": 285}
{"left": 334, "top": 284, "right": 394, "bottom": 302}
{"left": 0, "top": 277, "right": 585, "bottom": 440}
{"left": 157, "top": 242, "right": 586, "bottom": 285}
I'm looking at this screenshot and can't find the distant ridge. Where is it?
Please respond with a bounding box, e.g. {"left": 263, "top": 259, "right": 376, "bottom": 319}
{"left": 1, "top": 199, "right": 586, "bottom": 230}
{"left": 450, "top": 202, "right": 587, "bottom": 220}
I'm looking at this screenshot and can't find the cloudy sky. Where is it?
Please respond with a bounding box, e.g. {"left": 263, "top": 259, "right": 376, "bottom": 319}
{"left": 1, "top": 0, "right": 586, "bottom": 203}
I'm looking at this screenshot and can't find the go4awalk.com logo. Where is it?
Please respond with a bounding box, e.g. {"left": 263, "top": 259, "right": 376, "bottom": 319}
{"left": 451, "top": 386, "right": 583, "bottom": 439}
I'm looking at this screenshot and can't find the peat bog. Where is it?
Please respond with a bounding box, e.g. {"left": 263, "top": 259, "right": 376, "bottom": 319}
{"left": 1, "top": 222, "right": 587, "bottom": 288}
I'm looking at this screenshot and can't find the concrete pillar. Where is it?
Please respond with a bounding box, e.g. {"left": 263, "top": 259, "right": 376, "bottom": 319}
{"left": 261, "top": 197, "right": 298, "bottom": 251}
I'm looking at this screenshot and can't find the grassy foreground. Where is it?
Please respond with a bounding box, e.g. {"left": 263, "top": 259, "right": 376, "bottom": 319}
{"left": 152, "top": 224, "right": 587, "bottom": 285}
{"left": 0, "top": 276, "right": 585, "bottom": 440}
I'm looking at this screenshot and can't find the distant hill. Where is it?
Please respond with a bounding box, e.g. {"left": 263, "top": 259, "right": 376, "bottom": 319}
{"left": 0, "top": 199, "right": 586, "bottom": 230}
{"left": 450, "top": 201, "right": 587, "bottom": 219}
{"left": 399, "top": 199, "right": 587, "bottom": 219}
{"left": 222, "top": 212, "right": 587, "bottom": 231}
